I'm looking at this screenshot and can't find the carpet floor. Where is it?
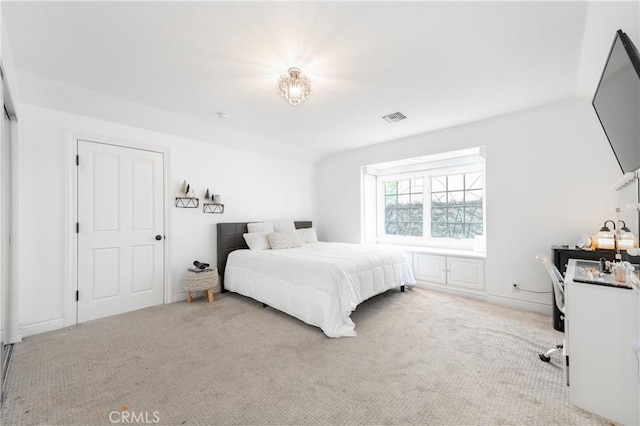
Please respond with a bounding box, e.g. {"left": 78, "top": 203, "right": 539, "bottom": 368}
{"left": 1, "top": 287, "right": 611, "bottom": 425}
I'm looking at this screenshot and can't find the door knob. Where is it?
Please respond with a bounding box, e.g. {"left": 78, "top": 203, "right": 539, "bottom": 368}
{"left": 155, "top": 235, "right": 162, "bottom": 241}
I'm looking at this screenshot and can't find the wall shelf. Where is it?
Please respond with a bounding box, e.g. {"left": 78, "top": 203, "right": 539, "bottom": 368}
{"left": 203, "top": 203, "right": 224, "bottom": 214}
{"left": 175, "top": 197, "right": 199, "bottom": 208}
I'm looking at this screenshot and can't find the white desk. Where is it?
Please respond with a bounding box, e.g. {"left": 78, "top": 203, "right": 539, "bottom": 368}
{"left": 565, "top": 259, "right": 640, "bottom": 425}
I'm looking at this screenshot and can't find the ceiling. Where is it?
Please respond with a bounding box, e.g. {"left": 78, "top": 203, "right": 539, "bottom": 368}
{"left": 3, "top": 1, "right": 591, "bottom": 160}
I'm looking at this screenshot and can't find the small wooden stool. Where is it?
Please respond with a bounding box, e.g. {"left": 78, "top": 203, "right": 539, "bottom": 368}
{"left": 183, "top": 269, "right": 218, "bottom": 303}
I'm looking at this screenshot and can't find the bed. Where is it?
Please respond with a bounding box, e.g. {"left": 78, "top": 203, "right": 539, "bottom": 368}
{"left": 217, "top": 221, "right": 415, "bottom": 337}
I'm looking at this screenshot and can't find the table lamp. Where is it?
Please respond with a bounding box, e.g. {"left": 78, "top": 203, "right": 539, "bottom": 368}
{"left": 594, "top": 220, "right": 616, "bottom": 250}
{"left": 617, "top": 220, "right": 637, "bottom": 250}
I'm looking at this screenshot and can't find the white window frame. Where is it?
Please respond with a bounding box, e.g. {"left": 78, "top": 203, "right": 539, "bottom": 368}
{"left": 376, "top": 172, "right": 427, "bottom": 242}
{"left": 376, "top": 163, "right": 485, "bottom": 249}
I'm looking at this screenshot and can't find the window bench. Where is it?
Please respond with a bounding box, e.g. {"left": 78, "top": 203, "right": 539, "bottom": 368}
{"left": 382, "top": 244, "right": 486, "bottom": 298}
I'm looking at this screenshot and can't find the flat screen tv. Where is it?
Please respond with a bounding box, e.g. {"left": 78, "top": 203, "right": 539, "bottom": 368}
{"left": 592, "top": 29, "right": 640, "bottom": 174}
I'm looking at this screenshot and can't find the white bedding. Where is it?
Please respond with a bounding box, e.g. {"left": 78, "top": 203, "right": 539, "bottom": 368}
{"left": 224, "top": 242, "right": 416, "bottom": 337}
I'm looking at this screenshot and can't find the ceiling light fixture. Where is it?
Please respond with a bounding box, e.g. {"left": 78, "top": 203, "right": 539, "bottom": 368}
{"left": 278, "top": 67, "right": 311, "bottom": 105}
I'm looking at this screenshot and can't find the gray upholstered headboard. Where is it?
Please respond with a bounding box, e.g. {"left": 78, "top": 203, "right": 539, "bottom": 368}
{"left": 216, "top": 221, "right": 312, "bottom": 291}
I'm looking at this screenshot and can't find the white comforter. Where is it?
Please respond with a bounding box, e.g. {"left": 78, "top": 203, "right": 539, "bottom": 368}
{"left": 224, "top": 242, "right": 415, "bottom": 337}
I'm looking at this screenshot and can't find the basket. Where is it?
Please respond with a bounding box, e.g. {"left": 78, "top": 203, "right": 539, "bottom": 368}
{"left": 182, "top": 269, "right": 219, "bottom": 292}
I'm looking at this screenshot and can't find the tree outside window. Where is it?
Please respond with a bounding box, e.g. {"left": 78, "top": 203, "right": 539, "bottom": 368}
{"left": 430, "top": 173, "right": 483, "bottom": 239}
{"left": 381, "top": 172, "right": 483, "bottom": 240}
{"left": 384, "top": 179, "right": 423, "bottom": 237}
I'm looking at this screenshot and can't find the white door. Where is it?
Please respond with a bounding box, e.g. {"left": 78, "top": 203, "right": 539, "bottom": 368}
{"left": 77, "top": 140, "right": 164, "bottom": 323}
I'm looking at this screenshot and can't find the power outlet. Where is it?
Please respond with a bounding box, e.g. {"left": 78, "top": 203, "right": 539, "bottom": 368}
{"left": 512, "top": 282, "right": 520, "bottom": 292}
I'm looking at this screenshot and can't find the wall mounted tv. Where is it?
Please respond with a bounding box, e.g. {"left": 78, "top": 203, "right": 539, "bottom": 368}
{"left": 592, "top": 29, "right": 640, "bottom": 174}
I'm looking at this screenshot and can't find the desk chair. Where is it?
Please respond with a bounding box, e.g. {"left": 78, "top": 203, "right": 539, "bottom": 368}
{"left": 536, "top": 254, "right": 565, "bottom": 362}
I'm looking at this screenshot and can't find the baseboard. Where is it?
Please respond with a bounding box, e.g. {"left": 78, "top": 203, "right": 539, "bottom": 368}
{"left": 173, "top": 284, "right": 221, "bottom": 303}
{"left": 21, "top": 317, "right": 66, "bottom": 338}
{"left": 1, "top": 327, "right": 22, "bottom": 344}
{"left": 486, "top": 293, "right": 552, "bottom": 316}
{"left": 414, "top": 283, "right": 552, "bottom": 316}
{"left": 413, "top": 282, "right": 487, "bottom": 301}
{"left": 173, "top": 291, "right": 188, "bottom": 303}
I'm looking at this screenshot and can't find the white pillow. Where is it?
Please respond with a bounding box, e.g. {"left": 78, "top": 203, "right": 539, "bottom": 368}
{"left": 243, "top": 232, "right": 271, "bottom": 250}
{"left": 247, "top": 221, "right": 274, "bottom": 233}
{"left": 267, "top": 232, "right": 303, "bottom": 250}
{"left": 296, "top": 227, "right": 318, "bottom": 243}
{"left": 273, "top": 220, "right": 296, "bottom": 233}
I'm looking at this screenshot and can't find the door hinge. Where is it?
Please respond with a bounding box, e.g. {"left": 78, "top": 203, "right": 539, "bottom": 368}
{"left": 76, "top": 155, "right": 79, "bottom": 166}
{"left": 75, "top": 290, "right": 79, "bottom": 301}
{"left": 76, "top": 222, "right": 79, "bottom": 233}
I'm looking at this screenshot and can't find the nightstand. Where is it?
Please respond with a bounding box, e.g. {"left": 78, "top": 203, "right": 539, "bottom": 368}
{"left": 182, "top": 268, "right": 219, "bottom": 303}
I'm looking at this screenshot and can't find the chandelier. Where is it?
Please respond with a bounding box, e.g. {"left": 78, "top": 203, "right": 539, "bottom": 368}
{"left": 278, "top": 67, "right": 311, "bottom": 105}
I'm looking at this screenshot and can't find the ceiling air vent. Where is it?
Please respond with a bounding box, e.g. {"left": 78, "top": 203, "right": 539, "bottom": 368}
{"left": 382, "top": 112, "right": 407, "bottom": 124}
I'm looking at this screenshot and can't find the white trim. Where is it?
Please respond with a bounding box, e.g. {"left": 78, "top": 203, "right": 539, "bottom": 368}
{"left": 21, "top": 317, "right": 66, "bottom": 338}
{"left": 63, "top": 133, "right": 77, "bottom": 327}
{"left": 64, "top": 131, "right": 173, "bottom": 327}
{"left": 377, "top": 171, "right": 429, "bottom": 183}
{"left": 9, "top": 85, "right": 21, "bottom": 343}
{"left": 415, "top": 283, "right": 552, "bottom": 316}
{"left": 0, "top": 73, "right": 5, "bottom": 349}
{"left": 366, "top": 147, "right": 484, "bottom": 176}
{"left": 174, "top": 286, "right": 221, "bottom": 303}
{"left": 383, "top": 243, "right": 486, "bottom": 259}
{"left": 377, "top": 235, "right": 476, "bottom": 250}
{"left": 2, "top": 78, "right": 22, "bottom": 343}
{"left": 486, "top": 293, "right": 553, "bottom": 316}
{"left": 173, "top": 291, "right": 189, "bottom": 303}
{"left": 376, "top": 164, "right": 484, "bottom": 181}
{"left": 413, "top": 282, "right": 487, "bottom": 301}
{"left": 2, "top": 24, "right": 24, "bottom": 343}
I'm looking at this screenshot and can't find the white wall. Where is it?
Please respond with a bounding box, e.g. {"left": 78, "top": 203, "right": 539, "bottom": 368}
{"left": 18, "top": 72, "right": 320, "bottom": 163}
{"left": 576, "top": 1, "right": 640, "bottom": 98}
{"left": 18, "top": 104, "right": 315, "bottom": 337}
{"left": 316, "top": 98, "right": 621, "bottom": 313}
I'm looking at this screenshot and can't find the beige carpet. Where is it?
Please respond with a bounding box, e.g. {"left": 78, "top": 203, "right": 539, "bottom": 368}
{"left": 1, "top": 287, "right": 610, "bottom": 425}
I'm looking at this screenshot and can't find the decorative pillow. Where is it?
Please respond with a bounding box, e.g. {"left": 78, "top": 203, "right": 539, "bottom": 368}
{"left": 247, "top": 221, "right": 274, "bottom": 233}
{"left": 267, "top": 232, "right": 303, "bottom": 250}
{"left": 273, "top": 220, "right": 296, "bottom": 233}
{"left": 296, "top": 227, "right": 318, "bottom": 243}
{"left": 243, "top": 232, "right": 271, "bottom": 250}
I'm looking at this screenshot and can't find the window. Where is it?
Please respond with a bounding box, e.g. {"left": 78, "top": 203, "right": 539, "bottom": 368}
{"left": 430, "top": 172, "right": 483, "bottom": 239}
{"left": 384, "top": 179, "right": 423, "bottom": 236}
{"left": 364, "top": 147, "right": 485, "bottom": 248}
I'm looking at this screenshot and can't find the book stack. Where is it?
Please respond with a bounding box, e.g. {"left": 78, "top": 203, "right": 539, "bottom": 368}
{"left": 188, "top": 267, "right": 213, "bottom": 273}
{"left": 189, "top": 260, "right": 213, "bottom": 273}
